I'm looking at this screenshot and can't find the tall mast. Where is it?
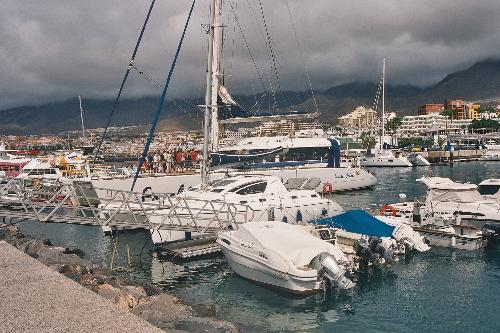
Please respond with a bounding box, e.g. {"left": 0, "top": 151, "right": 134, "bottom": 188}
{"left": 210, "top": 0, "right": 223, "bottom": 152}
{"left": 201, "top": 0, "right": 217, "bottom": 188}
{"left": 79, "top": 95, "right": 86, "bottom": 139}
{"left": 381, "top": 58, "right": 385, "bottom": 151}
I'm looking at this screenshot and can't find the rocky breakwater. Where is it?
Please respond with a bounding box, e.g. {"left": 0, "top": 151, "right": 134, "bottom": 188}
{"left": 0, "top": 224, "right": 238, "bottom": 333}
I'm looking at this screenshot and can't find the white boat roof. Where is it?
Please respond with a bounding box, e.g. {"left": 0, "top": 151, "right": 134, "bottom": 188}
{"left": 189, "top": 174, "right": 288, "bottom": 194}
{"left": 237, "top": 222, "right": 341, "bottom": 268}
{"left": 417, "top": 177, "right": 477, "bottom": 190}
{"left": 479, "top": 179, "right": 500, "bottom": 186}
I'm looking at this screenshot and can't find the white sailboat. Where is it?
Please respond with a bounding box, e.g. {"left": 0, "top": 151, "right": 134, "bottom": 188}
{"left": 147, "top": 0, "right": 347, "bottom": 244}
{"left": 359, "top": 59, "right": 412, "bottom": 168}
{"left": 89, "top": 0, "right": 378, "bottom": 194}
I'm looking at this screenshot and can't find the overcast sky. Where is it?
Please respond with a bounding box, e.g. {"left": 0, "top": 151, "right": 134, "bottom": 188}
{"left": 2, "top": 0, "right": 500, "bottom": 109}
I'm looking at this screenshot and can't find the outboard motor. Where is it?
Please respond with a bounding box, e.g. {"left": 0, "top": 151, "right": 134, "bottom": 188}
{"left": 482, "top": 224, "right": 500, "bottom": 241}
{"left": 392, "top": 224, "right": 430, "bottom": 252}
{"left": 318, "top": 253, "right": 355, "bottom": 289}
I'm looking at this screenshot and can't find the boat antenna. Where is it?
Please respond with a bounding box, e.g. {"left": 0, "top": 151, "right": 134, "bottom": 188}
{"left": 130, "top": 0, "right": 197, "bottom": 192}
{"left": 79, "top": 95, "right": 85, "bottom": 139}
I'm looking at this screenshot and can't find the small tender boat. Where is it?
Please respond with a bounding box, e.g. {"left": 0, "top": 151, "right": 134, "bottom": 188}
{"left": 407, "top": 153, "right": 431, "bottom": 166}
{"left": 310, "top": 210, "right": 430, "bottom": 259}
{"left": 217, "top": 222, "right": 355, "bottom": 294}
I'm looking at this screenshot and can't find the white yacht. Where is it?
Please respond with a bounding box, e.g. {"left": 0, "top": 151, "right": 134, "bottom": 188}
{"left": 150, "top": 174, "right": 343, "bottom": 244}
{"left": 480, "top": 144, "right": 500, "bottom": 161}
{"left": 381, "top": 177, "right": 500, "bottom": 237}
{"left": 217, "top": 221, "right": 355, "bottom": 294}
{"left": 378, "top": 204, "right": 487, "bottom": 251}
{"left": 359, "top": 150, "right": 413, "bottom": 167}
{"left": 407, "top": 153, "right": 431, "bottom": 166}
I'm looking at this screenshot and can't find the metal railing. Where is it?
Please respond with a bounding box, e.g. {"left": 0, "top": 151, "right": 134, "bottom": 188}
{"left": 0, "top": 177, "right": 255, "bottom": 235}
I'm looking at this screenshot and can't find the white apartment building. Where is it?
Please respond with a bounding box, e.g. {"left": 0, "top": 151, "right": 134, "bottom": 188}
{"left": 338, "top": 106, "right": 378, "bottom": 128}
{"left": 397, "top": 114, "right": 472, "bottom": 137}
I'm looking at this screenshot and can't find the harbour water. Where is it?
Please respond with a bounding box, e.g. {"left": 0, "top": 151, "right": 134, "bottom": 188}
{"left": 16, "top": 161, "right": 500, "bottom": 332}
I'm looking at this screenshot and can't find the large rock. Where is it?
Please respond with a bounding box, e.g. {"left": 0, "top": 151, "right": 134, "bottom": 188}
{"left": 131, "top": 294, "right": 193, "bottom": 330}
{"left": 17, "top": 238, "right": 48, "bottom": 258}
{"left": 174, "top": 317, "right": 239, "bottom": 333}
{"left": 97, "top": 284, "right": 148, "bottom": 310}
{"left": 37, "top": 246, "right": 88, "bottom": 267}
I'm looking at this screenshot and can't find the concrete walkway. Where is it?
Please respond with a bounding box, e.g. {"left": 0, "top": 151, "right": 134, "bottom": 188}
{"left": 0, "top": 241, "right": 164, "bottom": 333}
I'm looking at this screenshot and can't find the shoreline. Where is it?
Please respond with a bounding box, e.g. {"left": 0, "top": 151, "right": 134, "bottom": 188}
{"left": 0, "top": 223, "right": 238, "bottom": 333}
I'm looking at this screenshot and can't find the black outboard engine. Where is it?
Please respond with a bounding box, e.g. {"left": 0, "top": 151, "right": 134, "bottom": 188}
{"left": 355, "top": 237, "right": 396, "bottom": 267}
{"left": 482, "top": 224, "right": 500, "bottom": 241}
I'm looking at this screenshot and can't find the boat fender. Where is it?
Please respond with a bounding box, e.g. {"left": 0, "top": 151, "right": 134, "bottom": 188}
{"left": 50, "top": 159, "right": 56, "bottom": 167}
{"left": 451, "top": 236, "right": 456, "bottom": 247}
{"left": 322, "top": 182, "right": 333, "bottom": 193}
{"left": 379, "top": 205, "right": 397, "bottom": 217}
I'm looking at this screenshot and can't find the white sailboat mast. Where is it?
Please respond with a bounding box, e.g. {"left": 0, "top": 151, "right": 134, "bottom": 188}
{"left": 79, "top": 95, "right": 86, "bottom": 139}
{"left": 210, "top": 0, "right": 223, "bottom": 152}
{"left": 381, "top": 58, "right": 385, "bottom": 151}
{"left": 202, "top": 0, "right": 217, "bottom": 188}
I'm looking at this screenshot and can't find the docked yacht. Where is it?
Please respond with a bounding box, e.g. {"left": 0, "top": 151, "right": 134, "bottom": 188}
{"left": 217, "top": 221, "right": 355, "bottom": 294}
{"left": 359, "top": 150, "right": 413, "bottom": 167}
{"left": 358, "top": 60, "right": 412, "bottom": 168}
{"left": 150, "top": 174, "right": 343, "bottom": 244}
{"left": 480, "top": 144, "right": 500, "bottom": 161}
{"left": 407, "top": 153, "right": 431, "bottom": 166}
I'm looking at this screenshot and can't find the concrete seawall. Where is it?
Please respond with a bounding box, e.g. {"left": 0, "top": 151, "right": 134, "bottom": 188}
{"left": 0, "top": 241, "right": 164, "bottom": 333}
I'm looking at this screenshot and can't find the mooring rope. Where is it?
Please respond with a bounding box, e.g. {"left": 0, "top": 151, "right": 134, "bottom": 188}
{"left": 93, "top": 0, "right": 157, "bottom": 163}
{"left": 131, "top": 0, "right": 197, "bottom": 191}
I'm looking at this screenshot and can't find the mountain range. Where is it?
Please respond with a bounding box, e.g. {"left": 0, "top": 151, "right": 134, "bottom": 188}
{"left": 1, "top": 59, "right": 499, "bottom": 135}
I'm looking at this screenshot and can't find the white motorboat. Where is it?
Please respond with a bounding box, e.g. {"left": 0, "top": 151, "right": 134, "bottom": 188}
{"left": 309, "top": 209, "right": 430, "bottom": 262}
{"left": 416, "top": 177, "right": 500, "bottom": 229}
{"left": 217, "top": 221, "right": 355, "bottom": 294}
{"left": 378, "top": 207, "right": 488, "bottom": 251}
{"left": 407, "top": 153, "right": 431, "bottom": 166}
{"left": 480, "top": 144, "right": 500, "bottom": 161}
{"left": 150, "top": 174, "right": 344, "bottom": 244}
{"left": 359, "top": 150, "right": 413, "bottom": 167}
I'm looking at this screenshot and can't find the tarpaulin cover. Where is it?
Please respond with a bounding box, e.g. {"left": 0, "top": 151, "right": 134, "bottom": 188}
{"left": 312, "top": 210, "right": 395, "bottom": 237}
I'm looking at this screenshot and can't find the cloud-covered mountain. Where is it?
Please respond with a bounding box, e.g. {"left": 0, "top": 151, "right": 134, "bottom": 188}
{"left": 1, "top": 59, "right": 499, "bottom": 135}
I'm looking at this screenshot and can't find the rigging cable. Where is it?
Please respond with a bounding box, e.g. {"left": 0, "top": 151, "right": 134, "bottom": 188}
{"left": 131, "top": 0, "right": 197, "bottom": 191}
{"left": 256, "top": 0, "right": 280, "bottom": 111}
{"left": 284, "top": 0, "right": 319, "bottom": 114}
{"left": 93, "top": 0, "right": 157, "bottom": 163}
{"left": 227, "top": 0, "right": 267, "bottom": 93}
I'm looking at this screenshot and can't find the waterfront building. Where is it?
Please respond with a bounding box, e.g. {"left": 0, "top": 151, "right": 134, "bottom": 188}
{"left": 338, "top": 106, "right": 378, "bottom": 128}
{"left": 397, "top": 114, "right": 472, "bottom": 137}
{"left": 445, "top": 99, "right": 466, "bottom": 120}
{"left": 417, "top": 104, "right": 444, "bottom": 115}
{"left": 467, "top": 103, "right": 481, "bottom": 120}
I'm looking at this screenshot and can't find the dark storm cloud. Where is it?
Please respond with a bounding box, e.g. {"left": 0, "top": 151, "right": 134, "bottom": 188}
{"left": 1, "top": 0, "right": 500, "bottom": 109}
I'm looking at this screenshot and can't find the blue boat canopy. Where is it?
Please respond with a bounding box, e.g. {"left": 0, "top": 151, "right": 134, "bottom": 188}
{"left": 311, "top": 210, "right": 395, "bottom": 238}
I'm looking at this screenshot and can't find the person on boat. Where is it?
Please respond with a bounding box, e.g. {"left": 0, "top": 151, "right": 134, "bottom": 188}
{"left": 147, "top": 153, "right": 154, "bottom": 174}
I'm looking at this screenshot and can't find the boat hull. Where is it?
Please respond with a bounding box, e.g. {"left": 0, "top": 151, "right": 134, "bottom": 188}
{"left": 221, "top": 246, "right": 320, "bottom": 294}
{"left": 91, "top": 166, "right": 377, "bottom": 195}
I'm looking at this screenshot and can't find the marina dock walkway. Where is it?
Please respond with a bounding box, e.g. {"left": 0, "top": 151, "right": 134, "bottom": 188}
{"left": 0, "top": 241, "right": 164, "bottom": 333}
